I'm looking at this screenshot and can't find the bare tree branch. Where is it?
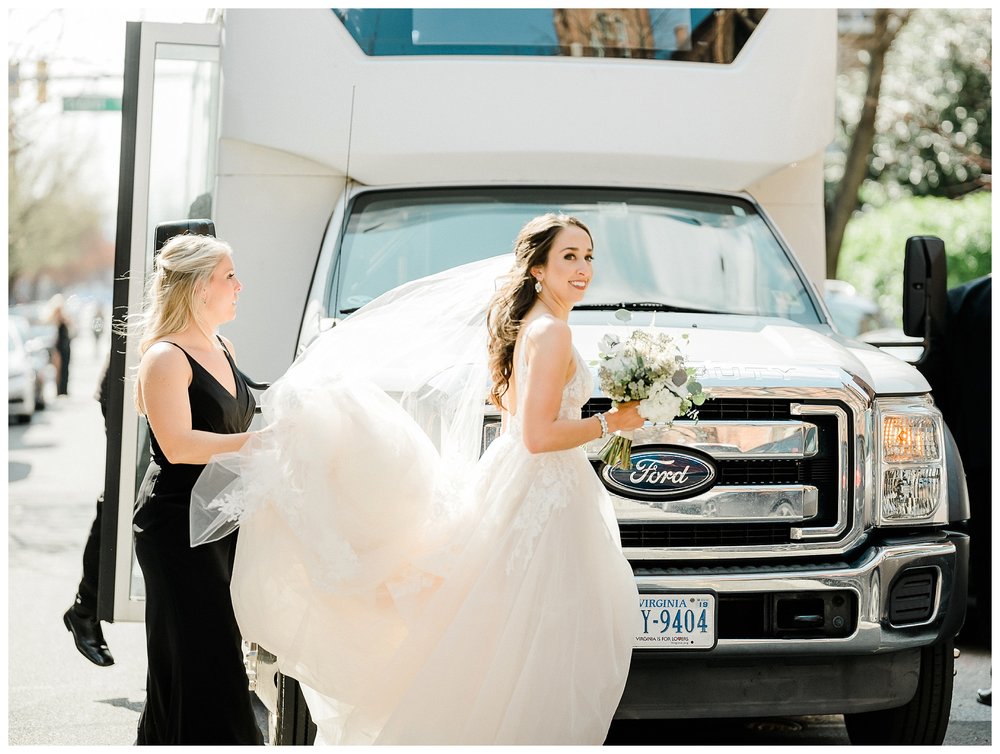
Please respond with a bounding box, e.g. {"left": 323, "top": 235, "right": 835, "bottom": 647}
{"left": 825, "top": 9, "right": 911, "bottom": 279}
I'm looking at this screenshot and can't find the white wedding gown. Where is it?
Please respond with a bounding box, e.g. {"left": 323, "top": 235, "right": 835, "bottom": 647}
{"left": 192, "top": 260, "right": 640, "bottom": 745}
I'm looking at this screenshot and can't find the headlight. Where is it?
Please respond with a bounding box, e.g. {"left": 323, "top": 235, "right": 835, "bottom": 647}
{"left": 876, "top": 396, "right": 947, "bottom": 526}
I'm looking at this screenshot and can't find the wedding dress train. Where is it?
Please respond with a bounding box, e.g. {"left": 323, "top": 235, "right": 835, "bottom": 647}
{"left": 191, "top": 258, "right": 640, "bottom": 744}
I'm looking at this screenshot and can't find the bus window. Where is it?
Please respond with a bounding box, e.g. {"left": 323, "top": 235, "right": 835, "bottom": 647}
{"left": 334, "top": 9, "right": 762, "bottom": 63}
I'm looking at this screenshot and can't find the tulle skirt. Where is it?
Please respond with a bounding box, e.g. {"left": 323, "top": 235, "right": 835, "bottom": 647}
{"left": 225, "top": 375, "right": 640, "bottom": 745}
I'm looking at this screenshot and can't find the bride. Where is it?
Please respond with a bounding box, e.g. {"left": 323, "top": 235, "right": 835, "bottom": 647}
{"left": 191, "top": 213, "right": 644, "bottom": 744}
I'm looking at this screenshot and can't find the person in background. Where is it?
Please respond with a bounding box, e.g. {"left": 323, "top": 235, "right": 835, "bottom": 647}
{"left": 92, "top": 306, "right": 106, "bottom": 354}
{"left": 50, "top": 295, "right": 73, "bottom": 396}
{"left": 62, "top": 354, "right": 115, "bottom": 667}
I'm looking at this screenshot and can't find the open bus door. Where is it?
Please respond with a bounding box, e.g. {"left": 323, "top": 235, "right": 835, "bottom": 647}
{"left": 99, "top": 19, "right": 221, "bottom": 624}
{"left": 100, "top": 20, "right": 316, "bottom": 742}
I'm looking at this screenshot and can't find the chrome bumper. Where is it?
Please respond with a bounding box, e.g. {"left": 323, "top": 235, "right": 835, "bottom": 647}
{"left": 632, "top": 534, "right": 966, "bottom": 655}
{"left": 617, "top": 532, "right": 968, "bottom": 719}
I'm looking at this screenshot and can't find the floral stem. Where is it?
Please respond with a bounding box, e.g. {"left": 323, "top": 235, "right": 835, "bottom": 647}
{"left": 599, "top": 434, "right": 634, "bottom": 471}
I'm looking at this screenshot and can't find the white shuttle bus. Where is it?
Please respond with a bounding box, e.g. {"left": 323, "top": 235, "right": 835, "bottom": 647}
{"left": 103, "top": 9, "right": 968, "bottom": 745}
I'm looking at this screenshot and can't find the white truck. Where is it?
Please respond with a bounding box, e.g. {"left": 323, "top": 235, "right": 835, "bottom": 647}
{"left": 102, "top": 9, "right": 968, "bottom": 745}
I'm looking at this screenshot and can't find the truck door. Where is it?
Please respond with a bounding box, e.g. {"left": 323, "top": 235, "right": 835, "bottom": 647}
{"left": 99, "top": 20, "right": 221, "bottom": 622}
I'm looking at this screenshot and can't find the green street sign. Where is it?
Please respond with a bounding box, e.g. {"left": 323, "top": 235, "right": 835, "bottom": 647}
{"left": 62, "top": 96, "right": 122, "bottom": 112}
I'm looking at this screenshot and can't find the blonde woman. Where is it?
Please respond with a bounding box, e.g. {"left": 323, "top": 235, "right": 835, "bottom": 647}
{"left": 130, "top": 234, "right": 262, "bottom": 745}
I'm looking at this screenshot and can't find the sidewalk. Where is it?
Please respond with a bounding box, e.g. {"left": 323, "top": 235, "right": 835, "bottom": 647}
{"left": 8, "top": 336, "right": 149, "bottom": 745}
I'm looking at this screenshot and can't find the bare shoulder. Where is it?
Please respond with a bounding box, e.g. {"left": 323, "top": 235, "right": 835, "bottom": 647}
{"left": 522, "top": 316, "right": 572, "bottom": 368}
{"left": 140, "top": 341, "right": 190, "bottom": 381}
{"left": 523, "top": 315, "right": 571, "bottom": 349}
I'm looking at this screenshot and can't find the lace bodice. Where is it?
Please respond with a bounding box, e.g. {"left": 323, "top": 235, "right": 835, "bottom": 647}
{"left": 502, "top": 321, "right": 596, "bottom": 574}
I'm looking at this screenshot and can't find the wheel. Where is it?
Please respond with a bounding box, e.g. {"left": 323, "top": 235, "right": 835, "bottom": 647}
{"left": 844, "top": 638, "right": 954, "bottom": 744}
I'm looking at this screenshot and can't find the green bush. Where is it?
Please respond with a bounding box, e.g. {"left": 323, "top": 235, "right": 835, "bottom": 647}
{"left": 835, "top": 192, "right": 991, "bottom": 327}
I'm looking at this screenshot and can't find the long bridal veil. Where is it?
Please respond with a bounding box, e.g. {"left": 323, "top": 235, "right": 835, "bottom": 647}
{"left": 189, "top": 254, "right": 516, "bottom": 733}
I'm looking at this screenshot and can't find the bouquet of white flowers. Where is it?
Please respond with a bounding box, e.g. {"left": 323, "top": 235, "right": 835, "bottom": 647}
{"left": 595, "top": 330, "right": 711, "bottom": 470}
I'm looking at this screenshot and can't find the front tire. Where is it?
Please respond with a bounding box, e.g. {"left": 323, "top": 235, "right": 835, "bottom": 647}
{"left": 844, "top": 638, "right": 954, "bottom": 744}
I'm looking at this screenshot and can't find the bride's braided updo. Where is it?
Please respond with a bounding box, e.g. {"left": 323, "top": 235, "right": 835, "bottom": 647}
{"left": 486, "top": 213, "right": 592, "bottom": 411}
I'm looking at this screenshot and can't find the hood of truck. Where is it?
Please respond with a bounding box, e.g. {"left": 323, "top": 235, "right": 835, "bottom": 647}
{"left": 568, "top": 312, "right": 930, "bottom": 396}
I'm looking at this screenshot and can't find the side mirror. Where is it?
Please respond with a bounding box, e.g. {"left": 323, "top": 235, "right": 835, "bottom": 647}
{"left": 902, "top": 236, "right": 947, "bottom": 339}
{"left": 153, "top": 219, "right": 216, "bottom": 254}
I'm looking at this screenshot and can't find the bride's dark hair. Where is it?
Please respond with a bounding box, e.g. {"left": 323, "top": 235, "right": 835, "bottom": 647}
{"left": 486, "top": 213, "right": 592, "bottom": 411}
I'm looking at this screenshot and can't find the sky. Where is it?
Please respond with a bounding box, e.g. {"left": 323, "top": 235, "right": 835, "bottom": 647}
{"left": 8, "top": 8, "right": 211, "bottom": 69}
{"left": 7, "top": 8, "right": 213, "bottom": 235}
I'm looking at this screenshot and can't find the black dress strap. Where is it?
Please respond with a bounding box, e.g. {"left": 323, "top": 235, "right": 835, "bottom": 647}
{"left": 160, "top": 340, "right": 190, "bottom": 357}
{"left": 215, "top": 335, "right": 234, "bottom": 359}
{"left": 160, "top": 339, "right": 231, "bottom": 361}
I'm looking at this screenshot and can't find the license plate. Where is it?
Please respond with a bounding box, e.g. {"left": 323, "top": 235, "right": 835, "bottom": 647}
{"left": 635, "top": 592, "right": 717, "bottom": 649}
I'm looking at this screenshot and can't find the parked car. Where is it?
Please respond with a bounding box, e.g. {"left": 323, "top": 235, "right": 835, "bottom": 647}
{"left": 822, "top": 279, "right": 886, "bottom": 337}
{"left": 9, "top": 313, "right": 58, "bottom": 409}
{"left": 8, "top": 319, "right": 37, "bottom": 423}
{"left": 9, "top": 302, "right": 58, "bottom": 348}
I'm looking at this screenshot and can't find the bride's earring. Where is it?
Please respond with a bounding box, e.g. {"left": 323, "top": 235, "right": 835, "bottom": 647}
{"left": 534, "top": 279, "right": 543, "bottom": 294}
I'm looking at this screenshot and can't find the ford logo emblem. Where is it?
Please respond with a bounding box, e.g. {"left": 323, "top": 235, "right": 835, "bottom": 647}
{"left": 600, "top": 445, "right": 718, "bottom": 500}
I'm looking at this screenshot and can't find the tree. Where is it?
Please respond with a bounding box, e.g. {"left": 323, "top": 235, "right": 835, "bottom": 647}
{"left": 825, "top": 8, "right": 991, "bottom": 279}
{"left": 868, "top": 9, "right": 991, "bottom": 203}
{"left": 8, "top": 121, "right": 105, "bottom": 298}
{"left": 825, "top": 9, "right": 910, "bottom": 279}
{"left": 836, "top": 192, "right": 991, "bottom": 327}
{"left": 8, "top": 9, "right": 108, "bottom": 300}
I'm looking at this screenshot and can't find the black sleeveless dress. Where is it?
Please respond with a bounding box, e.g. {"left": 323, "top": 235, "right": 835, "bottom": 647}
{"left": 132, "top": 340, "right": 263, "bottom": 745}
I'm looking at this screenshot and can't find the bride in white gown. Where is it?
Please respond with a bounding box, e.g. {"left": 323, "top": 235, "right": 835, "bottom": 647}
{"left": 191, "top": 214, "right": 644, "bottom": 744}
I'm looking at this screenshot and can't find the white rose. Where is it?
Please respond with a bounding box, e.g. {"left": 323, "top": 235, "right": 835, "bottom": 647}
{"left": 639, "top": 384, "right": 683, "bottom": 422}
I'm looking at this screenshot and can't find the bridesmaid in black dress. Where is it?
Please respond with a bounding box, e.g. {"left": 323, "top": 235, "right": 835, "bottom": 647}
{"left": 130, "top": 233, "right": 263, "bottom": 745}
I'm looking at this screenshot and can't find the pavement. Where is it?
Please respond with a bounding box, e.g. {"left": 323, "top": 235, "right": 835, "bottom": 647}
{"left": 8, "top": 335, "right": 150, "bottom": 745}
{"left": 7, "top": 334, "right": 993, "bottom": 746}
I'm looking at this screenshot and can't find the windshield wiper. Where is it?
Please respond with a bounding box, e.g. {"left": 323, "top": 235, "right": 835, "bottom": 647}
{"left": 574, "top": 301, "right": 718, "bottom": 315}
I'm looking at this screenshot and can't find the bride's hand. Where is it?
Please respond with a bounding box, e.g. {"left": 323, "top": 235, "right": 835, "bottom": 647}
{"left": 608, "top": 401, "right": 644, "bottom": 433}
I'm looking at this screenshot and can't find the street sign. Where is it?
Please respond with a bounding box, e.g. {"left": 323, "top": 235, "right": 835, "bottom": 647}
{"left": 62, "top": 95, "right": 122, "bottom": 112}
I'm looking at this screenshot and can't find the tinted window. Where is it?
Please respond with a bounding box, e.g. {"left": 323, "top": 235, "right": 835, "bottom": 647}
{"left": 334, "top": 9, "right": 762, "bottom": 63}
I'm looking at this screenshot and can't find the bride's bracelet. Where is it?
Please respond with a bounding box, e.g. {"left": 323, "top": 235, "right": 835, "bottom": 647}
{"left": 595, "top": 412, "right": 609, "bottom": 439}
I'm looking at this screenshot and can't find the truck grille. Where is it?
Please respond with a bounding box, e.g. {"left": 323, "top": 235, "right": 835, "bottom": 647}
{"left": 584, "top": 397, "right": 792, "bottom": 422}
{"left": 619, "top": 522, "right": 792, "bottom": 548}
{"left": 584, "top": 396, "right": 852, "bottom": 556}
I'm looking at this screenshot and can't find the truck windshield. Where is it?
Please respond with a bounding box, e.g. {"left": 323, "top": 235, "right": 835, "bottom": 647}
{"left": 334, "top": 188, "right": 822, "bottom": 324}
